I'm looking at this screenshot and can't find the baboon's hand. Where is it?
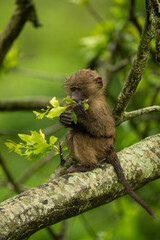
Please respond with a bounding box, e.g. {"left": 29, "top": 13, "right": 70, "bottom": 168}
{"left": 59, "top": 110, "right": 73, "bottom": 127}
{"left": 72, "top": 103, "right": 87, "bottom": 119}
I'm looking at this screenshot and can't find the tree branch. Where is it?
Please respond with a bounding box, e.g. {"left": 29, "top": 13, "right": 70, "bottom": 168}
{"left": 113, "top": 0, "right": 156, "bottom": 122}
{"left": 0, "top": 0, "right": 41, "bottom": 67}
{"left": 115, "top": 105, "right": 160, "bottom": 125}
{"left": 0, "top": 97, "right": 51, "bottom": 111}
{"left": 0, "top": 134, "right": 159, "bottom": 240}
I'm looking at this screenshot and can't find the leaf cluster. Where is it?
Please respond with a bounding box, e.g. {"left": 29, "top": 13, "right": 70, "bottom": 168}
{"left": 5, "top": 130, "right": 60, "bottom": 160}
{"left": 5, "top": 97, "right": 89, "bottom": 161}
{"left": 33, "top": 96, "right": 89, "bottom": 124}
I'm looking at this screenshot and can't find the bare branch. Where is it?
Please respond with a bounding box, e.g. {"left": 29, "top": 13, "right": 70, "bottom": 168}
{"left": 0, "top": 97, "right": 51, "bottom": 111}
{"left": 113, "top": 0, "right": 156, "bottom": 122}
{"left": 115, "top": 105, "right": 160, "bottom": 125}
{"left": 0, "top": 134, "right": 159, "bottom": 240}
{"left": 0, "top": 153, "right": 22, "bottom": 193}
{"left": 0, "top": 0, "right": 41, "bottom": 67}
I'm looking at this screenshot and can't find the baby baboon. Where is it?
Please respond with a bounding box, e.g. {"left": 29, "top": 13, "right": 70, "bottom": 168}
{"left": 60, "top": 69, "right": 154, "bottom": 216}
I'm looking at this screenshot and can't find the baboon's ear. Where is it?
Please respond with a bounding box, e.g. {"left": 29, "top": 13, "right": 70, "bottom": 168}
{"left": 94, "top": 77, "right": 103, "bottom": 89}
{"left": 65, "top": 77, "right": 70, "bottom": 83}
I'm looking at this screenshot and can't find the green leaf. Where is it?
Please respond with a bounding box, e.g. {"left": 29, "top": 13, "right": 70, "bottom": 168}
{"left": 33, "top": 111, "right": 46, "bottom": 120}
{"left": 47, "top": 106, "right": 67, "bottom": 119}
{"left": 71, "top": 111, "right": 77, "bottom": 124}
{"left": 5, "top": 141, "right": 16, "bottom": 151}
{"left": 49, "top": 136, "right": 58, "bottom": 145}
{"left": 54, "top": 151, "right": 59, "bottom": 156}
{"left": 62, "top": 145, "right": 68, "bottom": 151}
{"left": 18, "top": 133, "right": 33, "bottom": 143}
{"left": 62, "top": 98, "right": 76, "bottom": 105}
{"left": 5, "top": 129, "right": 63, "bottom": 161}
{"left": 30, "top": 130, "right": 47, "bottom": 144}
{"left": 14, "top": 145, "right": 23, "bottom": 155}
{"left": 83, "top": 102, "right": 89, "bottom": 110}
{"left": 50, "top": 97, "right": 59, "bottom": 107}
{"left": 33, "top": 145, "right": 49, "bottom": 155}
{"left": 39, "top": 129, "right": 46, "bottom": 141}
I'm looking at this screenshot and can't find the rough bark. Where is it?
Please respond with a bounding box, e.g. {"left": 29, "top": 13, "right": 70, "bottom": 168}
{"left": 113, "top": 0, "right": 156, "bottom": 123}
{"left": 0, "top": 134, "right": 159, "bottom": 240}
{"left": 116, "top": 106, "right": 160, "bottom": 125}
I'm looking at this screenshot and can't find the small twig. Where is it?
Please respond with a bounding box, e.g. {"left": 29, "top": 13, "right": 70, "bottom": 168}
{"left": 46, "top": 227, "right": 60, "bottom": 240}
{"left": 58, "top": 221, "right": 68, "bottom": 240}
{"left": 0, "top": 152, "right": 22, "bottom": 193}
{"left": 59, "top": 143, "right": 65, "bottom": 166}
{"left": 80, "top": 214, "right": 97, "bottom": 239}
{"left": 46, "top": 221, "right": 68, "bottom": 240}
{"left": 116, "top": 105, "right": 160, "bottom": 125}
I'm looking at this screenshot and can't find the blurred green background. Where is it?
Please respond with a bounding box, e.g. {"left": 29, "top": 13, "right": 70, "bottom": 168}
{"left": 0, "top": 0, "right": 160, "bottom": 239}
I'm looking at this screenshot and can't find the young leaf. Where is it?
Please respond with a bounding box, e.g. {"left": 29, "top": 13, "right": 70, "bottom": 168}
{"left": 71, "top": 111, "right": 77, "bottom": 124}
{"left": 83, "top": 102, "right": 89, "bottom": 110}
{"left": 49, "top": 136, "right": 58, "bottom": 145}
{"left": 54, "top": 151, "right": 59, "bottom": 156}
{"left": 62, "top": 98, "right": 76, "bottom": 105}
{"left": 18, "top": 133, "right": 33, "bottom": 144}
{"left": 50, "top": 97, "right": 59, "bottom": 107}
{"left": 5, "top": 141, "right": 17, "bottom": 151}
{"left": 62, "top": 145, "right": 68, "bottom": 151}
{"left": 14, "top": 144, "right": 23, "bottom": 155}
{"left": 30, "top": 130, "right": 47, "bottom": 144}
{"left": 47, "top": 106, "right": 67, "bottom": 119}
{"left": 39, "top": 129, "right": 46, "bottom": 141}
{"left": 33, "top": 111, "right": 46, "bottom": 120}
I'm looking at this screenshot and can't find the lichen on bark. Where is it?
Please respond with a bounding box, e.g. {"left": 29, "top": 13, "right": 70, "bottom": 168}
{"left": 0, "top": 134, "right": 159, "bottom": 240}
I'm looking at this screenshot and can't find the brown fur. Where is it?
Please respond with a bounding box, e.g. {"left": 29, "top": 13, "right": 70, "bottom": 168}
{"left": 60, "top": 69, "right": 154, "bottom": 216}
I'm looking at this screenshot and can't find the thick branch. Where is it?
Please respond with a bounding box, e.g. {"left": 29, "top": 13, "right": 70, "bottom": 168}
{"left": 0, "top": 97, "right": 51, "bottom": 111}
{"left": 0, "top": 134, "right": 159, "bottom": 240}
{"left": 115, "top": 105, "right": 160, "bottom": 125}
{"left": 152, "top": 0, "right": 160, "bottom": 62}
{"left": 0, "top": 0, "right": 40, "bottom": 67}
{"left": 113, "top": 0, "right": 155, "bottom": 122}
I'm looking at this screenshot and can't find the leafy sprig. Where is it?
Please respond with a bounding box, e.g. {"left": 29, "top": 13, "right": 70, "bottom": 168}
{"left": 33, "top": 96, "right": 89, "bottom": 124}
{"left": 5, "top": 96, "right": 89, "bottom": 161}
{"left": 5, "top": 129, "right": 67, "bottom": 160}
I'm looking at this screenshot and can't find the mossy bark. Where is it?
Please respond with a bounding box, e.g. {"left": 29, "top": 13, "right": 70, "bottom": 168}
{"left": 0, "top": 134, "right": 159, "bottom": 240}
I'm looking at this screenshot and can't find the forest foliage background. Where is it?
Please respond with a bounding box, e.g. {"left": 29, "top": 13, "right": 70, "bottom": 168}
{"left": 0, "top": 0, "right": 160, "bottom": 239}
